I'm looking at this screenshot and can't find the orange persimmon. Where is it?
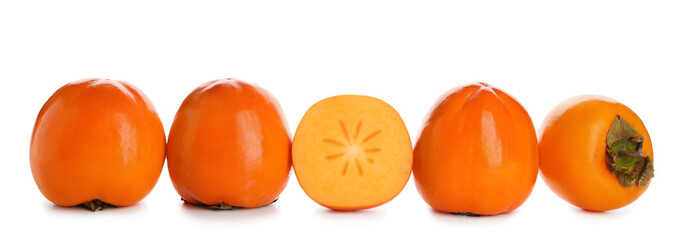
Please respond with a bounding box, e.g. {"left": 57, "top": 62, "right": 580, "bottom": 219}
{"left": 30, "top": 78, "right": 166, "bottom": 211}
{"left": 539, "top": 95, "right": 653, "bottom": 211}
{"left": 413, "top": 82, "right": 539, "bottom": 215}
{"left": 292, "top": 95, "right": 412, "bottom": 210}
{"left": 167, "top": 79, "right": 291, "bottom": 209}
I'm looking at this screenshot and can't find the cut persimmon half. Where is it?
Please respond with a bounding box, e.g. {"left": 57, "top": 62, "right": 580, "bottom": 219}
{"left": 292, "top": 95, "right": 412, "bottom": 210}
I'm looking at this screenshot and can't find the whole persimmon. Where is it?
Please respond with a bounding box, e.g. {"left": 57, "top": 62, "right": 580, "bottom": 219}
{"left": 414, "top": 82, "right": 539, "bottom": 215}
{"left": 30, "top": 78, "right": 166, "bottom": 211}
{"left": 167, "top": 79, "right": 291, "bottom": 209}
{"left": 539, "top": 95, "right": 653, "bottom": 211}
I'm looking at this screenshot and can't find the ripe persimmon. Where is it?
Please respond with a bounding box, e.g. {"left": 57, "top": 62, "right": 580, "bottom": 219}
{"left": 167, "top": 79, "right": 291, "bottom": 209}
{"left": 30, "top": 78, "right": 166, "bottom": 211}
{"left": 413, "top": 83, "right": 539, "bottom": 215}
{"left": 539, "top": 95, "right": 653, "bottom": 211}
{"left": 292, "top": 95, "right": 412, "bottom": 210}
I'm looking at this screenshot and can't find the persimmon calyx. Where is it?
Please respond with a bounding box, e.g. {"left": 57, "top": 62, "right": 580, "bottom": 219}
{"left": 181, "top": 198, "right": 278, "bottom": 210}
{"left": 80, "top": 199, "right": 115, "bottom": 212}
{"left": 207, "top": 202, "right": 240, "bottom": 210}
{"left": 606, "top": 116, "right": 654, "bottom": 188}
{"left": 181, "top": 198, "right": 240, "bottom": 210}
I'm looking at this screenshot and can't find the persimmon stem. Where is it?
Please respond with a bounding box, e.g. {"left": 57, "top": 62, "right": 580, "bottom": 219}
{"left": 451, "top": 212, "right": 485, "bottom": 217}
{"left": 181, "top": 198, "right": 278, "bottom": 210}
{"left": 79, "top": 199, "right": 115, "bottom": 212}
{"left": 606, "top": 116, "right": 654, "bottom": 187}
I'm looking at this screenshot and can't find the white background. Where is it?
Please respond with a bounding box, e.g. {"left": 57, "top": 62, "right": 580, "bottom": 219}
{"left": 1, "top": 0, "right": 678, "bottom": 239}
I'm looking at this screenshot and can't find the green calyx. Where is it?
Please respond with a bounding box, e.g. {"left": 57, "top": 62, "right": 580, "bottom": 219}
{"left": 606, "top": 116, "right": 654, "bottom": 188}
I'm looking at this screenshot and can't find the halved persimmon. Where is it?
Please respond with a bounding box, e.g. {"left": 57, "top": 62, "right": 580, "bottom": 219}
{"left": 539, "top": 95, "right": 653, "bottom": 211}
{"left": 413, "top": 82, "right": 539, "bottom": 215}
{"left": 292, "top": 95, "right": 412, "bottom": 210}
{"left": 167, "top": 79, "right": 291, "bottom": 209}
{"left": 30, "top": 78, "right": 166, "bottom": 211}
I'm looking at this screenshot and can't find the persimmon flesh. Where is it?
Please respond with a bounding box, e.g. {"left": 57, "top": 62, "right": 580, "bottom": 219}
{"left": 30, "top": 79, "right": 166, "bottom": 210}
{"left": 167, "top": 79, "right": 291, "bottom": 209}
{"left": 539, "top": 95, "right": 653, "bottom": 211}
{"left": 414, "top": 83, "right": 539, "bottom": 215}
{"left": 293, "top": 95, "right": 412, "bottom": 210}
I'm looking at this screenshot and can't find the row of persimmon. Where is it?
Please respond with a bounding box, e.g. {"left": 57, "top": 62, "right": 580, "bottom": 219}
{"left": 30, "top": 78, "right": 653, "bottom": 214}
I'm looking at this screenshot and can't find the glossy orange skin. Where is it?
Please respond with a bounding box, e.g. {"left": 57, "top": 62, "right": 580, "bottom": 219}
{"left": 539, "top": 95, "right": 652, "bottom": 211}
{"left": 414, "top": 83, "right": 539, "bottom": 215}
{"left": 167, "top": 79, "right": 291, "bottom": 208}
{"left": 30, "top": 79, "right": 166, "bottom": 207}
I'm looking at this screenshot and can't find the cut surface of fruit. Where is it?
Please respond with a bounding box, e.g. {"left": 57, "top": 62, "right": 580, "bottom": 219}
{"left": 293, "top": 95, "right": 412, "bottom": 210}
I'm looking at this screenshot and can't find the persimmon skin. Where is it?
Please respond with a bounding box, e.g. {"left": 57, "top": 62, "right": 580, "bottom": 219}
{"left": 30, "top": 79, "right": 166, "bottom": 207}
{"left": 414, "top": 83, "right": 539, "bottom": 215}
{"left": 167, "top": 79, "right": 291, "bottom": 208}
{"left": 539, "top": 95, "right": 652, "bottom": 212}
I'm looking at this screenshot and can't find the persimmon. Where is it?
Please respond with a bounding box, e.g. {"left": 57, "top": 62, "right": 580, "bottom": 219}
{"left": 30, "top": 78, "right": 166, "bottom": 211}
{"left": 292, "top": 95, "right": 412, "bottom": 210}
{"left": 167, "top": 79, "right": 290, "bottom": 209}
{"left": 539, "top": 95, "right": 653, "bottom": 211}
{"left": 413, "top": 82, "right": 539, "bottom": 215}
